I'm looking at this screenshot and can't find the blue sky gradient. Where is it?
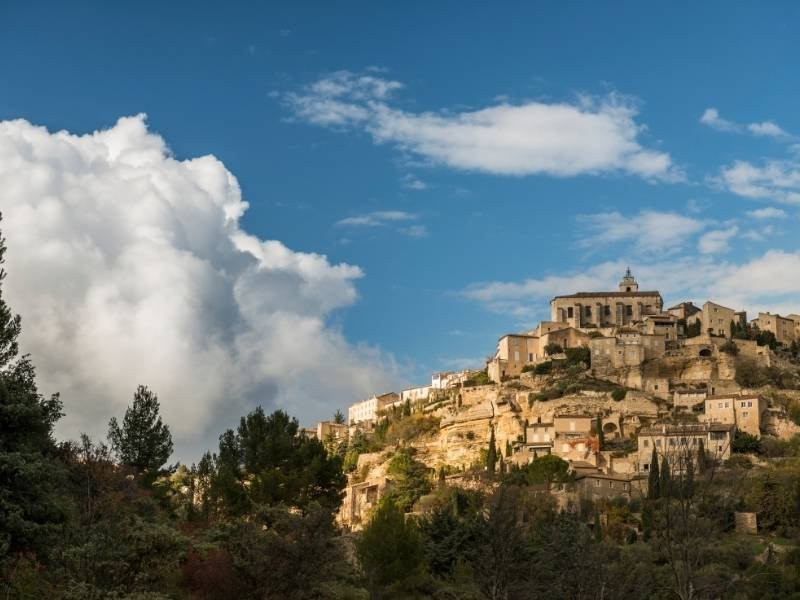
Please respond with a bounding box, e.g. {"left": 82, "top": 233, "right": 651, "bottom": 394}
{"left": 2, "top": 2, "right": 800, "bottom": 442}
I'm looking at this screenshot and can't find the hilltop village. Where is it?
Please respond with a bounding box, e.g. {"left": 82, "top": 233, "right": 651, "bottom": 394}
{"left": 304, "top": 271, "right": 800, "bottom": 529}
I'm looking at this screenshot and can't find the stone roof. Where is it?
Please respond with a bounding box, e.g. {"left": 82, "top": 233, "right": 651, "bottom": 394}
{"left": 706, "top": 393, "right": 763, "bottom": 401}
{"left": 552, "top": 291, "right": 662, "bottom": 300}
{"left": 639, "top": 422, "right": 733, "bottom": 436}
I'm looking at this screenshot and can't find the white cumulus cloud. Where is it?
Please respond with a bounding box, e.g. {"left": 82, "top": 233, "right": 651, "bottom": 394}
{"left": 715, "top": 160, "right": 800, "bottom": 204}
{"left": 576, "top": 210, "right": 706, "bottom": 254}
{"left": 698, "top": 226, "right": 739, "bottom": 255}
{"left": 286, "top": 71, "right": 679, "bottom": 181}
{"left": 0, "top": 115, "right": 399, "bottom": 459}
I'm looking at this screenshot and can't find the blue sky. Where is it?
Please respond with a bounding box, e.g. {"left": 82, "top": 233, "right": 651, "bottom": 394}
{"left": 2, "top": 2, "right": 800, "bottom": 452}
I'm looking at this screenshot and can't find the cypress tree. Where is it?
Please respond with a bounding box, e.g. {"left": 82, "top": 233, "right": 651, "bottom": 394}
{"left": 505, "top": 439, "right": 512, "bottom": 457}
{"left": 648, "top": 446, "right": 660, "bottom": 499}
{"left": 683, "top": 454, "right": 695, "bottom": 498}
{"left": 438, "top": 465, "right": 446, "bottom": 489}
{"left": 660, "top": 454, "right": 671, "bottom": 498}
{"left": 402, "top": 398, "right": 411, "bottom": 417}
{"left": 593, "top": 507, "right": 602, "bottom": 541}
{"left": 486, "top": 427, "right": 497, "bottom": 475}
{"left": 597, "top": 415, "right": 605, "bottom": 450}
{"left": 697, "top": 439, "right": 707, "bottom": 474}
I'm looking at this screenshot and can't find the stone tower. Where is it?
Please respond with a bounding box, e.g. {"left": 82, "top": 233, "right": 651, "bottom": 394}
{"left": 619, "top": 267, "right": 639, "bottom": 293}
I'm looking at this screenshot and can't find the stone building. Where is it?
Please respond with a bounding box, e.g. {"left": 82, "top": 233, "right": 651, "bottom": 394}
{"left": 553, "top": 414, "right": 597, "bottom": 461}
{"left": 703, "top": 393, "right": 767, "bottom": 437}
{"left": 700, "top": 301, "right": 737, "bottom": 337}
{"left": 348, "top": 392, "right": 400, "bottom": 426}
{"left": 317, "top": 421, "right": 349, "bottom": 443}
{"left": 667, "top": 301, "right": 702, "bottom": 323}
{"left": 752, "top": 312, "right": 797, "bottom": 345}
{"left": 400, "top": 384, "right": 431, "bottom": 404}
{"left": 636, "top": 422, "right": 734, "bottom": 472}
{"left": 575, "top": 468, "right": 646, "bottom": 501}
{"left": 431, "top": 370, "right": 472, "bottom": 389}
{"left": 549, "top": 269, "right": 662, "bottom": 329}
{"left": 590, "top": 331, "right": 666, "bottom": 372}
{"left": 642, "top": 313, "right": 679, "bottom": 341}
{"left": 487, "top": 327, "right": 591, "bottom": 382}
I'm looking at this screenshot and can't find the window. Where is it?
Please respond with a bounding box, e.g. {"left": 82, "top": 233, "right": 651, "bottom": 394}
{"left": 742, "top": 412, "right": 748, "bottom": 418}
{"left": 529, "top": 353, "right": 533, "bottom": 361}
{"left": 608, "top": 481, "right": 614, "bottom": 488}
{"left": 585, "top": 306, "right": 592, "bottom": 317}
{"left": 626, "top": 305, "right": 633, "bottom": 316}
{"left": 604, "top": 305, "right": 611, "bottom": 316}
{"left": 623, "top": 483, "right": 629, "bottom": 491}
{"left": 747, "top": 401, "right": 752, "bottom": 407}
{"left": 718, "top": 403, "right": 723, "bottom": 409}
{"left": 567, "top": 307, "right": 574, "bottom": 318}
{"left": 643, "top": 463, "right": 649, "bottom": 471}
{"left": 669, "top": 439, "right": 676, "bottom": 446}
{"left": 725, "top": 402, "right": 729, "bottom": 408}
{"left": 656, "top": 439, "right": 662, "bottom": 447}
{"left": 643, "top": 439, "right": 649, "bottom": 448}
{"left": 514, "top": 350, "right": 520, "bottom": 362}
{"left": 595, "top": 479, "right": 601, "bottom": 487}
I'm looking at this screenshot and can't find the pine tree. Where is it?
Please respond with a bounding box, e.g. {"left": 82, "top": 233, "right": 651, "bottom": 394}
{"left": 660, "top": 454, "right": 671, "bottom": 498}
{"left": 486, "top": 427, "right": 497, "bottom": 475}
{"left": 648, "top": 446, "right": 660, "bottom": 499}
{"left": 0, "top": 216, "right": 68, "bottom": 558}
{"left": 333, "top": 409, "right": 345, "bottom": 424}
{"left": 697, "top": 439, "right": 707, "bottom": 474}
{"left": 108, "top": 385, "right": 174, "bottom": 473}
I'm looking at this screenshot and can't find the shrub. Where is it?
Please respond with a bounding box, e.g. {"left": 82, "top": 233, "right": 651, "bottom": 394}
{"left": 534, "top": 361, "right": 553, "bottom": 375}
{"left": 720, "top": 340, "right": 739, "bottom": 356}
{"left": 732, "top": 429, "right": 761, "bottom": 454}
{"left": 564, "top": 346, "right": 591, "bottom": 368}
{"left": 464, "top": 370, "right": 491, "bottom": 387}
{"left": 611, "top": 388, "right": 627, "bottom": 402}
{"left": 725, "top": 454, "right": 753, "bottom": 470}
{"left": 544, "top": 343, "right": 563, "bottom": 356}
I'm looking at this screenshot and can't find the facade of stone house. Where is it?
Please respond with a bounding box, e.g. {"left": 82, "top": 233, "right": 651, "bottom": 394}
{"left": 549, "top": 270, "right": 662, "bottom": 329}
{"left": 704, "top": 393, "right": 767, "bottom": 437}
{"left": 636, "top": 422, "right": 734, "bottom": 472}
{"left": 701, "top": 301, "right": 737, "bottom": 337}
{"left": 400, "top": 384, "right": 431, "bottom": 404}
{"left": 752, "top": 312, "right": 797, "bottom": 345}
{"left": 348, "top": 392, "right": 400, "bottom": 425}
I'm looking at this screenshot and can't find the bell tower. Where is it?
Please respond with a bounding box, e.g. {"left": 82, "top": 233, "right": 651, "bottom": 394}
{"left": 619, "top": 267, "right": 639, "bottom": 293}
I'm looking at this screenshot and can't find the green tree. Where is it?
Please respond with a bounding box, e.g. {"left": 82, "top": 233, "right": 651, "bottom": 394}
{"left": 504, "top": 455, "right": 571, "bottom": 488}
{"left": 732, "top": 429, "right": 761, "bottom": 454}
{"left": 385, "top": 449, "right": 431, "bottom": 512}
{"left": 486, "top": 427, "right": 497, "bottom": 475}
{"left": 0, "top": 218, "right": 68, "bottom": 558}
{"left": 505, "top": 439, "right": 512, "bottom": 457}
{"left": 108, "top": 385, "right": 173, "bottom": 473}
{"left": 333, "top": 409, "right": 345, "bottom": 425}
{"left": 697, "top": 439, "right": 707, "bottom": 474}
{"left": 357, "top": 500, "right": 426, "bottom": 598}
{"left": 647, "top": 447, "right": 660, "bottom": 499}
{"left": 402, "top": 398, "right": 412, "bottom": 417}
{"left": 596, "top": 415, "right": 605, "bottom": 450}
{"left": 660, "top": 455, "right": 671, "bottom": 498}
{"left": 234, "top": 407, "right": 346, "bottom": 512}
